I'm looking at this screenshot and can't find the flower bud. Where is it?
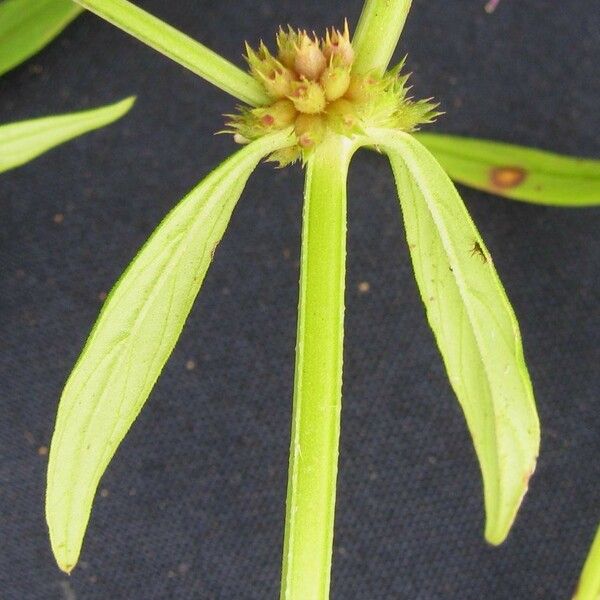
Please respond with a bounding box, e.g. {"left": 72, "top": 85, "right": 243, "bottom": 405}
{"left": 276, "top": 26, "right": 299, "bottom": 70}
{"left": 322, "top": 21, "right": 354, "bottom": 67}
{"left": 245, "top": 41, "right": 270, "bottom": 76}
{"left": 294, "top": 32, "right": 326, "bottom": 80}
{"left": 319, "top": 61, "right": 351, "bottom": 101}
{"left": 252, "top": 99, "right": 298, "bottom": 129}
{"left": 246, "top": 41, "right": 298, "bottom": 99}
{"left": 325, "top": 98, "right": 359, "bottom": 134}
{"left": 294, "top": 114, "right": 326, "bottom": 149}
{"left": 263, "top": 64, "right": 296, "bottom": 99}
{"left": 345, "top": 73, "right": 378, "bottom": 103}
{"left": 289, "top": 79, "right": 327, "bottom": 114}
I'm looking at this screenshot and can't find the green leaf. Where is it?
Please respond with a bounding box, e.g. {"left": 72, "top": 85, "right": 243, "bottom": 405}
{"left": 46, "top": 128, "right": 293, "bottom": 574}
{"left": 73, "top": 0, "right": 269, "bottom": 106}
{"left": 574, "top": 525, "right": 600, "bottom": 600}
{"left": 414, "top": 132, "right": 600, "bottom": 207}
{"left": 0, "top": 97, "right": 135, "bottom": 174}
{"left": 0, "top": 0, "right": 82, "bottom": 77}
{"left": 281, "top": 134, "right": 356, "bottom": 599}
{"left": 368, "top": 128, "right": 540, "bottom": 544}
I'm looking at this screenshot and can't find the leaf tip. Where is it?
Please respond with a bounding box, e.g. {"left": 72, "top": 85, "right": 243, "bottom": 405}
{"left": 59, "top": 562, "right": 75, "bottom": 575}
{"left": 50, "top": 538, "right": 81, "bottom": 575}
{"left": 484, "top": 457, "right": 538, "bottom": 546}
{"left": 117, "top": 95, "right": 137, "bottom": 114}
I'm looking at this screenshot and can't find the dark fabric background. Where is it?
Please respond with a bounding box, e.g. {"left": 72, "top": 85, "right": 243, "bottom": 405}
{"left": 0, "top": 1, "right": 598, "bottom": 598}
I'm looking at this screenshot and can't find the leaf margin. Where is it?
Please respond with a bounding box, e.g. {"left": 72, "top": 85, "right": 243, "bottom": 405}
{"left": 0, "top": 96, "right": 135, "bottom": 174}
{"left": 414, "top": 132, "right": 600, "bottom": 207}
{"left": 45, "top": 128, "right": 294, "bottom": 573}
{"left": 0, "top": 0, "right": 82, "bottom": 77}
{"left": 367, "top": 126, "right": 540, "bottom": 544}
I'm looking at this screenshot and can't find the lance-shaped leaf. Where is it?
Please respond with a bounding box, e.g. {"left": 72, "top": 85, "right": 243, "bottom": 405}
{"left": 46, "top": 128, "right": 294, "bottom": 573}
{"left": 73, "top": 0, "right": 269, "bottom": 106}
{"left": 414, "top": 132, "right": 600, "bottom": 207}
{"left": 368, "top": 128, "right": 540, "bottom": 544}
{"left": 0, "top": 0, "right": 82, "bottom": 77}
{"left": 574, "top": 525, "right": 600, "bottom": 600}
{"left": 0, "top": 97, "right": 135, "bottom": 174}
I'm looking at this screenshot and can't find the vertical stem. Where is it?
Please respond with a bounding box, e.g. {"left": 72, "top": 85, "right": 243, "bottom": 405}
{"left": 73, "top": 0, "right": 269, "bottom": 106}
{"left": 280, "top": 135, "right": 355, "bottom": 600}
{"left": 352, "top": 0, "right": 413, "bottom": 74}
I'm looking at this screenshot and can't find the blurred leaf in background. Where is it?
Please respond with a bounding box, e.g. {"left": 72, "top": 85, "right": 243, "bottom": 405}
{"left": 0, "top": 0, "right": 82, "bottom": 77}
{"left": 0, "top": 97, "right": 135, "bottom": 174}
{"left": 415, "top": 133, "right": 600, "bottom": 207}
{"left": 0, "top": 1, "right": 133, "bottom": 174}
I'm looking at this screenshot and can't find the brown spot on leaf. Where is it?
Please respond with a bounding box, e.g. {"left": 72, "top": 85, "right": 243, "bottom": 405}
{"left": 489, "top": 166, "right": 527, "bottom": 189}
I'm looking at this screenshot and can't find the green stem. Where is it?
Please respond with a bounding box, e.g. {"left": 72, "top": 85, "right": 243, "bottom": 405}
{"left": 73, "top": 0, "right": 269, "bottom": 106}
{"left": 280, "top": 134, "right": 356, "bottom": 600}
{"left": 575, "top": 525, "right": 600, "bottom": 600}
{"left": 352, "top": 0, "right": 413, "bottom": 74}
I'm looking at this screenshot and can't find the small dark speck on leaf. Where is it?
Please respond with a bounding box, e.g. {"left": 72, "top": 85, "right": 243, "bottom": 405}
{"left": 489, "top": 166, "right": 527, "bottom": 189}
{"left": 470, "top": 241, "right": 487, "bottom": 263}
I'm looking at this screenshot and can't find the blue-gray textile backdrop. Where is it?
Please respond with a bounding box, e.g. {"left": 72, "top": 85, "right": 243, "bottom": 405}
{"left": 0, "top": 1, "right": 598, "bottom": 598}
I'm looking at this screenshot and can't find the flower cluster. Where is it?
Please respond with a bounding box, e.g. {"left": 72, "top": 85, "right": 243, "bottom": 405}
{"left": 226, "top": 22, "right": 440, "bottom": 165}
